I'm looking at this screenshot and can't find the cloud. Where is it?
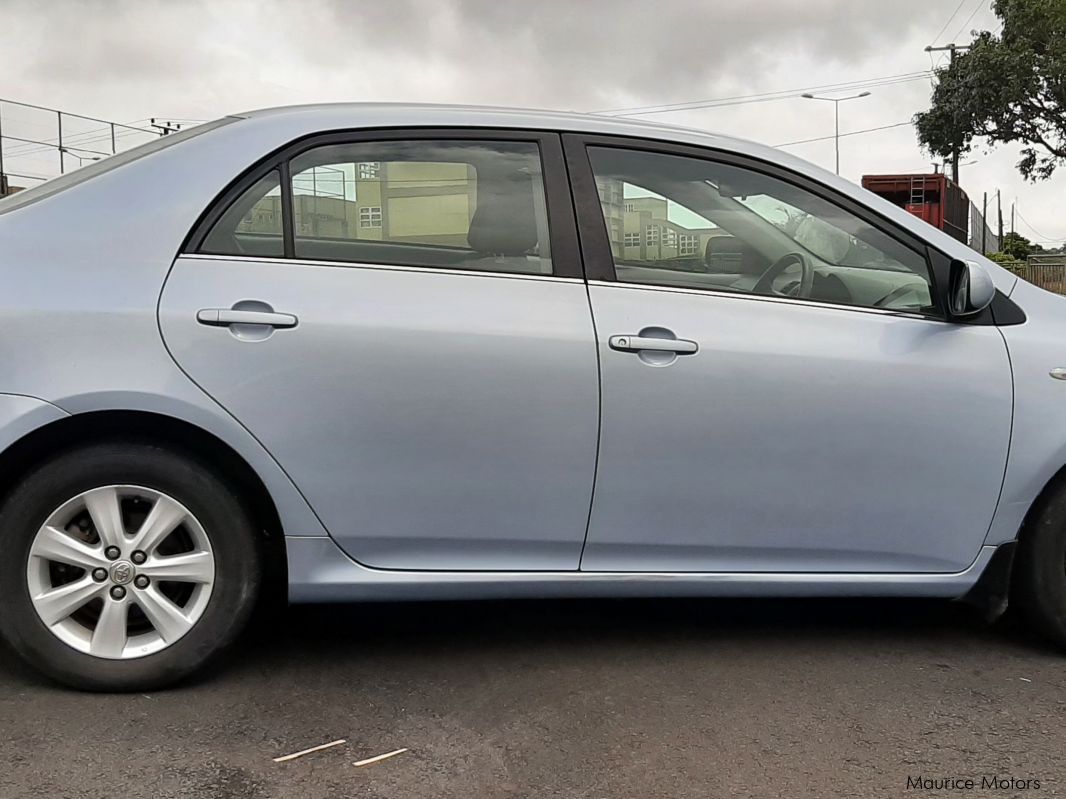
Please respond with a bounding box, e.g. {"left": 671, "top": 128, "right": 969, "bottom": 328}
{"left": 283, "top": 0, "right": 937, "bottom": 109}
{"left": 2, "top": 0, "right": 1062, "bottom": 242}
{"left": 11, "top": 0, "right": 934, "bottom": 110}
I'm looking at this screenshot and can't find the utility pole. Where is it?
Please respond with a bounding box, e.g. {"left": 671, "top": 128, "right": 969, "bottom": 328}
{"left": 981, "top": 191, "right": 988, "bottom": 255}
{"left": 997, "top": 190, "right": 1004, "bottom": 251}
{"left": 149, "top": 119, "right": 182, "bottom": 136}
{"left": 1011, "top": 201, "right": 1016, "bottom": 241}
{"left": 0, "top": 104, "right": 5, "bottom": 197}
{"left": 924, "top": 43, "right": 972, "bottom": 185}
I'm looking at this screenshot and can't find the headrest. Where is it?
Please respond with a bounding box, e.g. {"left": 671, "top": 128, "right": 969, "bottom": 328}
{"left": 467, "top": 172, "right": 539, "bottom": 256}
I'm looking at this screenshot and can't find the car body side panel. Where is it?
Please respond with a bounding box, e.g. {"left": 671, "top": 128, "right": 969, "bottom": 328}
{"left": 582, "top": 284, "right": 1013, "bottom": 574}
{"left": 0, "top": 394, "right": 70, "bottom": 450}
{"left": 987, "top": 280, "right": 1066, "bottom": 547}
{"left": 52, "top": 390, "right": 327, "bottom": 537}
{"left": 286, "top": 535, "right": 997, "bottom": 602}
{"left": 159, "top": 255, "right": 600, "bottom": 570}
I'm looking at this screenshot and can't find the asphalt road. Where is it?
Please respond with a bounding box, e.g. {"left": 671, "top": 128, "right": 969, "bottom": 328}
{"left": 1, "top": 597, "right": 1064, "bottom": 798}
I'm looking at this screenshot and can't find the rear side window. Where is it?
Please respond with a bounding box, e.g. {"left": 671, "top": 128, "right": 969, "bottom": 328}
{"left": 200, "top": 171, "right": 284, "bottom": 258}
{"left": 197, "top": 139, "right": 553, "bottom": 276}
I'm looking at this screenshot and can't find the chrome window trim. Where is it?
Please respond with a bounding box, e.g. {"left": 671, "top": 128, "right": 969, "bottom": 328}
{"left": 586, "top": 279, "right": 946, "bottom": 324}
{"left": 180, "top": 253, "right": 584, "bottom": 284}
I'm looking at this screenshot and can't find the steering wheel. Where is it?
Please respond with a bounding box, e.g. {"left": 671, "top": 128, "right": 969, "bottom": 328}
{"left": 752, "top": 252, "right": 814, "bottom": 298}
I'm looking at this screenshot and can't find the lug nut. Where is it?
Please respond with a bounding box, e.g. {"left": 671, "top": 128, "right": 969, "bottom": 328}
{"left": 131, "top": 550, "right": 146, "bottom": 565}
{"left": 109, "top": 585, "right": 126, "bottom": 600}
{"left": 104, "top": 546, "right": 121, "bottom": 561}
{"left": 134, "top": 575, "right": 149, "bottom": 589}
{"left": 91, "top": 568, "right": 108, "bottom": 582}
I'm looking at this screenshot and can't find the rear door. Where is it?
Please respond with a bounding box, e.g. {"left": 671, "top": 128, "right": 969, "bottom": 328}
{"left": 159, "top": 130, "right": 599, "bottom": 571}
{"left": 566, "top": 136, "right": 1013, "bottom": 574}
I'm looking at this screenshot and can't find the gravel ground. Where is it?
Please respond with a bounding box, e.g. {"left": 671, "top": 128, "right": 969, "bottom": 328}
{"left": 1, "top": 597, "right": 1063, "bottom": 798}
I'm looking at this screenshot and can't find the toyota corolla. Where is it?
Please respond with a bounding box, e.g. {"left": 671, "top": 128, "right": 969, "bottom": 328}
{"left": 0, "top": 104, "right": 1062, "bottom": 690}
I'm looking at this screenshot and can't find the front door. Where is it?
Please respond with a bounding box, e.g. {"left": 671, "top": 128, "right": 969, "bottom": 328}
{"left": 160, "top": 132, "right": 599, "bottom": 571}
{"left": 569, "top": 140, "right": 1012, "bottom": 574}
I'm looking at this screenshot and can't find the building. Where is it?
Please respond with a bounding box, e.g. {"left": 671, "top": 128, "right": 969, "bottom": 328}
{"left": 238, "top": 160, "right": 477, "bottom": 246}
{"left": 597, "top": 177, "right": 721, "bottom": 262}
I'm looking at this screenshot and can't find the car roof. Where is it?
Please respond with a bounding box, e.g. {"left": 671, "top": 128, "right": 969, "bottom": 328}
{"left": 233, "top": 102, "right": 760, "bottom": 153}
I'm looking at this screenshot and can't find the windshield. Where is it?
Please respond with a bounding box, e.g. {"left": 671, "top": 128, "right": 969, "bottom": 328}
{"left": 0, "top": 117, "right": 236, "bottom": 215}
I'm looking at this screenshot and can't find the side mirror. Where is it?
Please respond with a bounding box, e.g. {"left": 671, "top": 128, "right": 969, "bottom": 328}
{"left": 948, "top": 259, "right": 995, "bottom": 317}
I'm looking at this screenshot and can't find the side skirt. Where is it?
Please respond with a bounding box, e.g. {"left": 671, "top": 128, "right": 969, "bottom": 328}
{"left": 286, "top": 536, "right": 998, "bottom": 603}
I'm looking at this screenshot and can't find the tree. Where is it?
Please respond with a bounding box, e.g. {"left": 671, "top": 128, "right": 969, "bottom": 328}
{"left": 1001, "top": 231, "right": 1043, "bottom": 258}
{"left": 915, "top": 0, "right": 1066, "bottom": 181}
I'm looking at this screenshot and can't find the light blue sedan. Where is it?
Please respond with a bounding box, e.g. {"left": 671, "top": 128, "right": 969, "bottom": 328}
{"left": 0, "top": 104, "right": 1059, "bottom": 690}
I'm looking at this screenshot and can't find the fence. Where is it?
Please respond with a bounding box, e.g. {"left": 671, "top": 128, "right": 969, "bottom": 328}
{"left": 968, "top": 199, "right": 1000, "bottom": 255}
{"left": 1011, "top": 255, "right": 1066, "bottom": 295}
{"left": 997, "top": 255, "right": 1066, "bottom": 295}
{"left": 0, "top": 99, "right": 168, "bottom": 195}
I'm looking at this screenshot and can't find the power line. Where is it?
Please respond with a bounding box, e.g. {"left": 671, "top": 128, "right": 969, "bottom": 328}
{"left": 599, "top": 73, "right": 930, "bottom": 116}
{"left": 3, "top": 126, "right": 151, "bottom": 159}
{"left": 0, "top": 133, "right": 112, "bottom": 157}
{"left": 931, "top": 0, "right": 969, "bottom": 45}
{"left": 3, "top": 170, "right": 49, "bottom": 182}
{"left": 592, "top": 71, "right": 931, "bottom": 117}
{"left": 775, "top": 121, "right": 914, "bottom": 147}
{"left": 1016, "top": 206, "right": 1066, "bottom": 243}
{"left": 951, "top": 0, "right": 987, "bottom": 42}
{"left": 0, "top": 97, "right": 156, "bottom": 135}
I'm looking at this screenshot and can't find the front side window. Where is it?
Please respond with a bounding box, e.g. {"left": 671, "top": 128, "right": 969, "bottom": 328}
{"left": 587, "top": 147, "right": 935, "bottom": 312}
{"left": 290, "top": 139, "right": 552, "bottom": 274}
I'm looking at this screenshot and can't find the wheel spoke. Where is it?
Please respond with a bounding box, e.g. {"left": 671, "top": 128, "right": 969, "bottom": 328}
{"left": 90, "top": 599, "right": 128, "bottom": 658}
{"left": 28, "top": 484, "right": 213, "bottom": 660}
{"left": 135, "top": 585, "right": 193, "bottom": 644}
{"left": 33, "top": 576, "right": 104, "bottom": 626}
{"left": 30, "top": 525, "right": 107, "bottom": 569}
{"left": 84, "top": 487, "right": 126, "bottom": 549}
{"left": 129, "top": 495, "right": 187, "bottom": 555}
{"left": 140, "top": 550, "right": 214, "bottom": 584}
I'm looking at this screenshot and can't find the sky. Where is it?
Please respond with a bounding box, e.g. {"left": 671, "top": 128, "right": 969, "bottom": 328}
{"left": 2, "top": 0, "right": 1063, "bottom": 248}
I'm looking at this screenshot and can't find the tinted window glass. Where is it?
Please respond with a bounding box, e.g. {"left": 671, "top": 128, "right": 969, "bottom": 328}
{"left": 288, "top": 140, "right": 551, "bottom": 275}
{"left": 588, "top": 147, "right": 935, "bottom": 313}
{"left": 199, "top": 171, "right": 284, "bottom": 258}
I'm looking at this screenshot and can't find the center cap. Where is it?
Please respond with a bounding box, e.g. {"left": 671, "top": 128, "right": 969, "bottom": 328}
{"left": 110, "top": 561, "right": 135, "bottom": 585}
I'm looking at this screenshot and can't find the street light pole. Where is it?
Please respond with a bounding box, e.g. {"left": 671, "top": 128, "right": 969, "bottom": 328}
{"left": 801, "top": 91, "right": 871, "bottom": 175}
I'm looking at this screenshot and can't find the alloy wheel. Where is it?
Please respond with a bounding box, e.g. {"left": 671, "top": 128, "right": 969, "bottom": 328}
{"left": 25, "top": 485, "right": 215, "bottom": 659}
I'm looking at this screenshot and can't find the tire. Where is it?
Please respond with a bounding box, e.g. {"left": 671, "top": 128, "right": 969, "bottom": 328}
{"left": 1013, "top": 482, "right": 1066, "bottom": 647}
{"left": 0, "top": 441, "right": 261, "bottom": 691}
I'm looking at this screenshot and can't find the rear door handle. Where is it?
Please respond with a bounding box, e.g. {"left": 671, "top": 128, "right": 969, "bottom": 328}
{"left": 608, "top": 334, "right": 698, "bottom": 354}
{"left": 197, "top": 309, "right": 298, "bottom": 328}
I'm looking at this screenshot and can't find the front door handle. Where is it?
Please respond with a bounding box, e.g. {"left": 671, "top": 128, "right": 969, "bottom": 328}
{"left": 197, "top": 309, "right": 298, "bottom": 328}
{"left": 608, "top": 334, "right": 698, "bottom": 354}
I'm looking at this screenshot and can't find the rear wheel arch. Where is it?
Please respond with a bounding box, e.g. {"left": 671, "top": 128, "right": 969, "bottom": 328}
{"left": 0, "top": 410, "right": 286, "bottom": 584}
